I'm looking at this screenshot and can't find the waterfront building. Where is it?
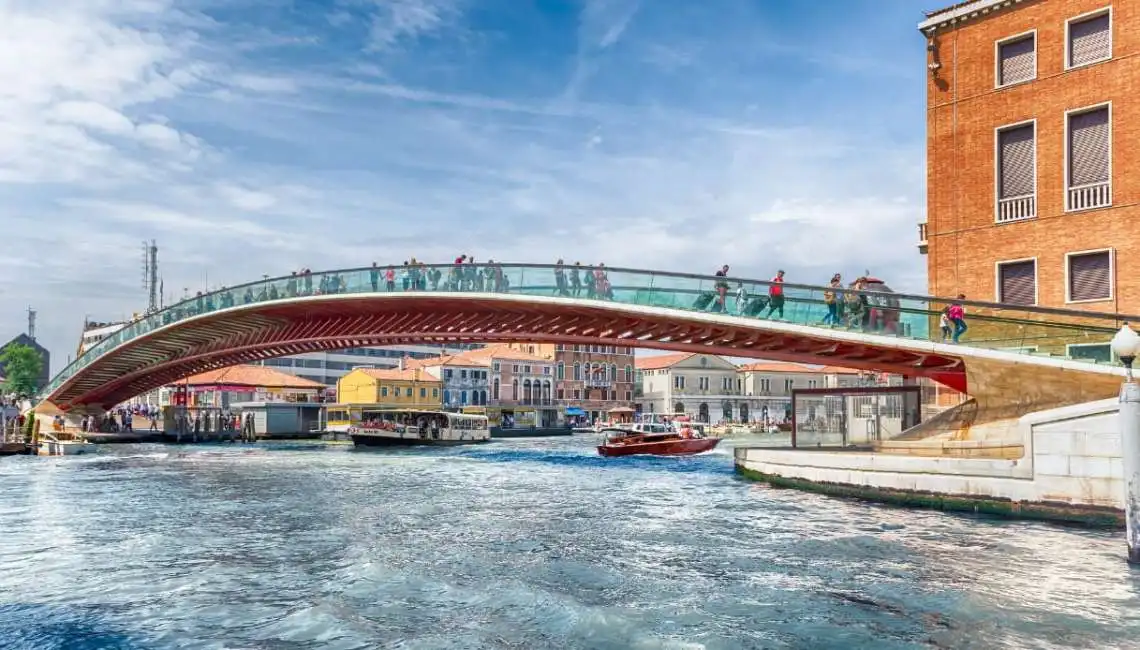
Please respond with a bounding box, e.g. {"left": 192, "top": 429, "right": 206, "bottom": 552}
{"left": 335, "top": 363, "right": 442, "bottom": 409}
{"left": 169, "top": 365, "right": 325, "bottom": 409}
{"left": 408, "top": 352, "right": 490, "bottom": 410}
{"left": 485, "top": 345, "right": 557, "bottom": 428}
{"left": 636, "top": 353, "right": 756, "bottom": 423}
{"left": 635, "top": 354, "right": 871, "bottom": 424}
{"left": 509, "top": 343, "right": 636, "bottom": 425}
{"left": 920, "top": 0, "right": 1137, "bottom": 343}
{"left": 737, "top": 362, "right": 865, "bottom": 424}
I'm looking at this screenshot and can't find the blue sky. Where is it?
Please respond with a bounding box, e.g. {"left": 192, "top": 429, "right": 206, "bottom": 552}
{"left": 0, "top": 0, "right": 931, "bottom": 372}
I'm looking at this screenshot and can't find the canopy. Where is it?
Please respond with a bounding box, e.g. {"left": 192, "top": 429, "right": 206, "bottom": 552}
{"left": 565, "top": 407, "right": 585, "bottom": 416}
{"left": 608, "top": 406, "right": 635, "bottom": 413}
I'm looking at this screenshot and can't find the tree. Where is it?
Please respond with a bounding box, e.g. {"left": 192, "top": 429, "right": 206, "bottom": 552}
{"left": 0, "top": 343, "right": 43, "bottom": 396}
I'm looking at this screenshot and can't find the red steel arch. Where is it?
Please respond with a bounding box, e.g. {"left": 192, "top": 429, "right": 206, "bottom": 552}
{"left": 46, "top": 294, "right": 970, "bottom": 411}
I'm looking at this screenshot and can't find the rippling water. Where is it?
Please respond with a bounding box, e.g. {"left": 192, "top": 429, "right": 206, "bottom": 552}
{"left": 1, "top": 437, "right": 1139, "bottom": 649}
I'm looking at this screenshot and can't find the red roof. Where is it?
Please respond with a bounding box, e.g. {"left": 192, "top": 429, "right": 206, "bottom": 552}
{"left": 738, "top": 361, "right": 862, "bottom": 375}
{"left": 634, "top": 353, "right": 695, "bottom": 370}
{"left": 182, "top": 365, "right": 324, "bottom": 389}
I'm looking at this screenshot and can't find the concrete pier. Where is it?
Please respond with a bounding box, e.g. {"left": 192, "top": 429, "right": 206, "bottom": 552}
{"left": 735, "top": 398, "right": 1128, "bottom": 527}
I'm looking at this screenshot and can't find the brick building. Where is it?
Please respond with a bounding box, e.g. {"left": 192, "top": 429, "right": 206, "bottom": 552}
{"left": 508, "top": 343, "right": 636, "bottom": 424}
{"left": 919, "top": 0, "right": 1135, "bottom": 327}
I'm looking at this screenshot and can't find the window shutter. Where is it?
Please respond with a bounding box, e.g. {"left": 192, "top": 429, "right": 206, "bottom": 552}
{"left": 999, "top": 261, "right": 1036, "bottom": 305}
{"left": 1069, "top": 108, "right": 1109, "bottom": 187}
{"left": 1069, "top": 251, "right": 1111, "bottom": 302}
{"left": 1070, "top": 14, "right": 1111, "bottom": 67}
{"left": 999, "top": 125, "right": 1035, "bottom": 199}
{"left": 999, "top": 36, "right": 1035, "bottom": 85}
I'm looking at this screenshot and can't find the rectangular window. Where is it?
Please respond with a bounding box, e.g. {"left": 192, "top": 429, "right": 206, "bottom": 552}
{"left": 405, "top": 387, "right": 413, "bottom": 397}
{"left": 1067, "top": 10, "right": 1111, "bottom": 69}
{"left": 512, "top": 364, "right": 519, "bottom": 373}
{"left": 1067, "top": 343, "right": 1113, "bottom": 364}
{"left": 997, "top": 259, "right": 1037, "bottom": 305}
{"left": 1067, "top": 250, "right": 1112, "bottom": 302}
{"left": 432, "top": 388, "right": 439, "bottom": 397}
{"left": 381, "top": 387, "right": 388, "bottom": 397}
{"left": 1066, "top": 105, "right": 1111, "bottom": 211}
{"left": 573, "top": 389, "right": 580, "bottom": 400}
{"left": 996, "top": 122, "right": 1036, "bottom": 222}
{"left": 996, "top": 33, "right": 1036, "bottom": 86}
{"left": 419, "top": 388, "right": 426, "bottom": 398}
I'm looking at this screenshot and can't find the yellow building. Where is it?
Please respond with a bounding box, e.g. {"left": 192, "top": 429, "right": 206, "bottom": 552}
{"left": 335, "top": 366, "right": 442, "bottom": 409}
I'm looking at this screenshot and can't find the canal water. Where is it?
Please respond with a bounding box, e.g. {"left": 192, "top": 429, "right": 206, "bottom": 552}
{"left": 1, "top": 437, "right": 1138, "bottom": 649}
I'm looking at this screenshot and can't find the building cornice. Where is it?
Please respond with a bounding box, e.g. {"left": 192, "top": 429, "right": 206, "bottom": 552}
{"left": 918, "top": 0, "right": 1033, "bottom": 34}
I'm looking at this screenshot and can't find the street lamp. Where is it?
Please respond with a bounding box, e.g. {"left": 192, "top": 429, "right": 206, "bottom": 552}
{"left": 1111, "top": 322, "right": 1139, "bottom": 380}
{"left": 1110, "top": 323, "right": 1140, "bottom": 564}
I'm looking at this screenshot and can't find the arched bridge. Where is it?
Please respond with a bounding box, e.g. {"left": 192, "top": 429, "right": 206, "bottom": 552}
{"left": 41, "top": 263, "right": 1132, "bottom": 422}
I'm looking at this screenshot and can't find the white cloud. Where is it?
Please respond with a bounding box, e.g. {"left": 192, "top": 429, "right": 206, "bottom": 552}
{"left": 0, "top": 0, "right": 929, "bottom": 377}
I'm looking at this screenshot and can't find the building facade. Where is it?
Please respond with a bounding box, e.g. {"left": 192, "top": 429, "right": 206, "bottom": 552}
{"left": 169, "top": 365, "right": 325, "bottom": 408}
{"left": 510, "top": 343, "right": 636, "bottom": 424}
{"left": 737, "top": 362, "right": 865, "bottom": 424}
{"left": 920, "top": 0, "right": 1136, "bottom": 337}
{"left": 637, "top": 353, "right": 758, "bottom": 423}
{"left": 336, "top": 365, "right": 442, "bottom": 410}
{"left": 487, "top": 345, "right": 557, "bottom": 427}
{"left": 635, "top": 355, "right": 871, "bottom": 424}
{"left": 411, "top": 354, "right": 490, "bottom": 410}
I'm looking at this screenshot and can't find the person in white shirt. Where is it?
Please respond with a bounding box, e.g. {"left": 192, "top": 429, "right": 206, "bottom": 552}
{"left": 735, "top": 283, "right": 748, "bottom": 315}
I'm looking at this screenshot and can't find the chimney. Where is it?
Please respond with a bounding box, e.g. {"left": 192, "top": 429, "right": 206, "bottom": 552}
{"left": 398, "top": 356, "right": 406, "bottom": 371}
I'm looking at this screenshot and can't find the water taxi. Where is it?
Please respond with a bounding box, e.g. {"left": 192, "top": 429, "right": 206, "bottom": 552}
{"left": 347, "top": 409, "right": 491, "bottom": 447}
{"left": 597, "top": 417, "right": 720, "bottom": 457}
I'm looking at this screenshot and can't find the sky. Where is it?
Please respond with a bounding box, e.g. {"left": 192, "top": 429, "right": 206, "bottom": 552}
{"left": 0, "top": 0, "right": 932, "bottom": 373}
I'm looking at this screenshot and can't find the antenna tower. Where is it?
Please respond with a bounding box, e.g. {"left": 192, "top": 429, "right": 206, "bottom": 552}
{"left": 26, "top": 307, "right": 36, "bottom": 341}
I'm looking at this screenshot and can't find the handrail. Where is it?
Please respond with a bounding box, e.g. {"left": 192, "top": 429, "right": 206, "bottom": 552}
{"left": 42, "top": 261, "right": 1133, "bottom": 398}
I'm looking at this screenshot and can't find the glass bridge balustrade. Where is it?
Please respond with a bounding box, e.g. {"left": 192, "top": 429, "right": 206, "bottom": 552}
{"left": 41, "top": 264, "right": 1131, "bottom": 397}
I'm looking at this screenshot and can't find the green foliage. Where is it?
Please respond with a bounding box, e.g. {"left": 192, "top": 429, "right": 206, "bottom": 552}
{"left": 0, "top": 343, "right": 43, "bottom": 396}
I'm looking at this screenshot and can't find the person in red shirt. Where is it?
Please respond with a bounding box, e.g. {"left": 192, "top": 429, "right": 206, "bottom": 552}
{"left": 766, "top": 270, "right": 785, "bottom": 319}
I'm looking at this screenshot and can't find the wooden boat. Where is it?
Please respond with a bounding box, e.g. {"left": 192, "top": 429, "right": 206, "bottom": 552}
{"left": 596, "top": 426, "right": 721, "bottom": 457}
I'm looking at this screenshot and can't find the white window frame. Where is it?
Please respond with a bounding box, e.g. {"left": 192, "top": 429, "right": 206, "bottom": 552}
{"left": 994, "top": 29, "right": 1038, "bottom": 89}
{"left": 993, "top": 257, "right": 1039, "bottom": 305}
{"left": 1065, "top": 6, "right": 1113, "bottom": 71}
{"left": 1063, "top": 101, "right": 1113, "bottom": 213}
{"left": 1066, "top": 342, "right": 1116, "bottom": 363}
{"left": 1064, "top": 247, "right": 1115, "bottom": 304}
{"left": 993, "top": 118, "right": 1037, "bottom": 223}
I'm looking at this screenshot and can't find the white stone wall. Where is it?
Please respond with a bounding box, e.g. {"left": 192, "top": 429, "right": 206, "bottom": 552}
{"left": 735, "top": 398, "right": 1125, "bottom": 509}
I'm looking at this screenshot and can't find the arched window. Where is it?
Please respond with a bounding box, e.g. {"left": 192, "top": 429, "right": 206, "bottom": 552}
{"left": 492, "top": 378, "right": 500, "bottom": 400}
{"left": 544, "top": 380, "right": 552, "bottom": 401}
{"left": 461, "top": 390, "right": 469, "bottom": 405}
{"left": 443, "top": 389, "right": 451, "bottom": 406}
{"left": 523, "top": 379, "right": 532, "bottom": 403}
{"left": 557, "top": 362, "right": 564, "bottom": 380}
{"left": 609, "top": 364, "right": 617, "bottom": 381}
{"left": 625, "top": 365, "right": 632, "bottom": 382}
{"left": 674, "top": 402, "right": 684, "bottom": 413}
{"left": 480, "top": 390, "right": 488, "bottom": 405}
{"left": 574, "top": 363, "right": 581, "bottom": 380}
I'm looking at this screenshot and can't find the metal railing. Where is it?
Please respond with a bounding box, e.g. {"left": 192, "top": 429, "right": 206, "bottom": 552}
{"left": 42, "top": 262, "right": 1139, "bottom": 398}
